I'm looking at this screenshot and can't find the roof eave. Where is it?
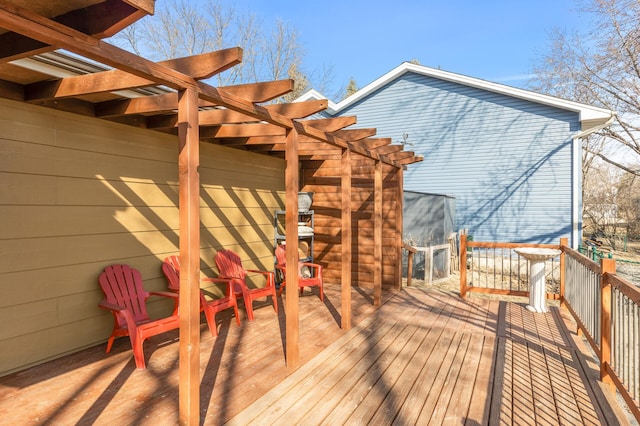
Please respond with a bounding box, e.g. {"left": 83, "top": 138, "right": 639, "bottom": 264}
{"left": 310, "top": 62, "right": 615, "bottom": 127}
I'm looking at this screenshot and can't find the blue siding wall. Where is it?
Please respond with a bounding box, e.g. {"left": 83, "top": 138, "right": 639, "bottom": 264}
{"left": 336, "top": 72, "right": 581, "bottom": 244}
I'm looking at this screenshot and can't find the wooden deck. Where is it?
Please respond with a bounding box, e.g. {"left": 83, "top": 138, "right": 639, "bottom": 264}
{"left": 0, "top": 285, "right": 630, "bottom": 425}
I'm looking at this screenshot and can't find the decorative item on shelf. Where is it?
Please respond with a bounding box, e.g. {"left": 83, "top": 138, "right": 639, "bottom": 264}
{"left": 298, "top": 221, "right": 314, "bottom": 236}
{"left": 298, "top": 191, "right": 313, "bottom": 212}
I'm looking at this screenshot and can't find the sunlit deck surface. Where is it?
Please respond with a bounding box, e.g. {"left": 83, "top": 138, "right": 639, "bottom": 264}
{"left": 0, "top": 285, "right": 630, "bottom": 425}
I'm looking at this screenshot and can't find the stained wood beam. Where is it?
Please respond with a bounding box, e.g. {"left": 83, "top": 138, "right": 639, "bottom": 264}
{"left": 374, "top": 144, "right": 404, "bottom": 155}
{"left": 206, "top": 123, "right": 285, "bottom": 138}
{"left": 351, "top": 138, "right": 392, "bottom": 150}
{"left": 96, "top": 80, "right": 298, "bottom": 119}
{"left": 147, "top": 107, "right": 265, "bottom": 129}
{"left": 0, "top": 78, "right": 24, "bottom": 101}
{"left": 329, "top": 128, "right": 376, "bottom": 142}
{"left": 97, "top": 82, "right": 299, "bottom": 119}
{"left": 284, "top": 127, "right": 300, "bottom": 370}
{"left": 396, "top": 155, "right": 424, "bottom": 165}
{"left": 373, "top": 160, "right": 383, "bottom": 306}
{"left": 266, "top": 99, "right": 327, "bottom": 118}
{"left": 25, "top": 48, "right": 243, "bottom": 101}
{"left": 177, "top": 87, "right": 201, "bottom": 425}
{"left": 221, "top": 80, "right": 293, "bottom": 103}
{"left": 0, "top": 0, "right": 153, "bottom": 62}
{"left": 215, "top": 136, "right": 283, "bottom": 146}
{"left": 242, "top": 140, "right": 339, "bottom": 152}
{"left": 96, "top": 92, "right": 186, "bottom": 117}
{"left": 341, "top": 148, "right": 352, "bottom": 330}
{"left": 385, "top": 151, "right": 415, "bottom": 161}
{"left": 303, "top": 116, "right": 357, "bottom": 132}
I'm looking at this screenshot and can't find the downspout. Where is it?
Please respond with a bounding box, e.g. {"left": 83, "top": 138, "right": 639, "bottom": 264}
{"left": 571, "top": 114, "right": 616, "bottom": 249}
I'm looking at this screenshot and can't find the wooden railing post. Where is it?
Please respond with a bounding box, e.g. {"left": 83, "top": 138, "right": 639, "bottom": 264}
{"left": 403, "top": 243, "right": 417, "bottom": 287}
{"left": 559, "top": 237, "right": 568, "bottom": 306}
{"left": 460, "top": 234, "right": 468, "bottom": 298}
{"left": 600, "top": 258, "right": 616, "bottom": 391}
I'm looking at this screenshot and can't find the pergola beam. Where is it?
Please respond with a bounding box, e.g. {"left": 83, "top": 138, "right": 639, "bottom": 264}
{"left": 0, "top": 0, "right": 153, "bottom": 62}
{"left": 265, "top": 99, "right": 327, "bottom": 118}
{"left": 97, "top": 81, "right": 304, "bottom": 119}
{"left": 351, "top": 138, "right": 392, "bottom": 150}
{"left": 386, "top": 151, "right": 415, "bottom": 161}
{"left": 374, "top": 144, "right": 404, "bottom": 155}
{"left": 329, "top": 128, "right": 377, "bottom": 142}
{"left": 302, "top": 116, "right": 357, "bottom": 132}
{"left": 396, "top": 155, "right": 424, "bottom": 165}
{"left": 25, "top": 49, "right": 243, "bottom": 101}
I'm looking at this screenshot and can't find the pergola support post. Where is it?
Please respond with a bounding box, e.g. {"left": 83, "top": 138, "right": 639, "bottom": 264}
{"left": 341, "top": 148, "right": 352, "bottom": 329}
{"left": 177, "top": 88, "right": 201, "bottom": 425}
{"left": 395, "top": 168, "right": 404, "bottom": 290}
{"left": 285, "top": 127, "right": 300, "bottom": 370}
{"left": 373, "top": 160, "right": 382, "bottom": 306}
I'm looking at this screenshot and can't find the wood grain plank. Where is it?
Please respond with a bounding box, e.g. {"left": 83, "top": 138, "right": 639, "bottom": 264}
{"left": 391, "top": 331, "right": 462, "bottom": 425}
{"left": 465, "top": 335, "right": 497, "bottom": 425}
{"left": 339, "top": 324, "right": 426, "bottom": 424}
{"left": 367, "top": 326, "right": 446, "bottom": 424}
{"left": 442, "top": 333, "right": 487, "bottom": 423}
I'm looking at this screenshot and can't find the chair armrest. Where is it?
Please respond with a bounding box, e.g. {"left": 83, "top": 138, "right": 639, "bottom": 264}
{"left": 98, "top": 300, "right": 126, "bottom": 312}
{"left": 201, "top": 277, "right": 231, "bottom": 284}
{"left": 246, "top": 270, "right": 275, "bottom": 287}
{"left": 98, "top": 300, "right": 138, "bottom": 331}
{"left": 148, "top": 291, "right": 179, "bottom": 299}
{"left": 246, "top": 269, "right": 272, "bottom": 276}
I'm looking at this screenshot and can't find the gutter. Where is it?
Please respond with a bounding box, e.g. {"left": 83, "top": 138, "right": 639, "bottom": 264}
{"left": 571, "top": 113, "right": 616, "bottom": 248}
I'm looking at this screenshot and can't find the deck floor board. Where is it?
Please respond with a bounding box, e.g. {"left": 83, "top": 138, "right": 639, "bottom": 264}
{"left": 0, "top": 286, "right": 631, "bottom": 425}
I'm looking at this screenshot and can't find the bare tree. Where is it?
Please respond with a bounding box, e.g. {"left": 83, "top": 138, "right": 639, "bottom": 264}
{"left": 530, "top": 0, "right": 640, "bottom": 175}
{"left": 110, "top": 0, "right": 315, "bottom": 92}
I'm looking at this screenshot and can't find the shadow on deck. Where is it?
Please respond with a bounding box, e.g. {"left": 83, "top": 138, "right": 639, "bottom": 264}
{"left": 0, "top": 285, "right": 631, "bottom": 425}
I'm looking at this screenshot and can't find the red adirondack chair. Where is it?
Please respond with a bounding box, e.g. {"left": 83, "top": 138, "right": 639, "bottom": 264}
{"left": 274, "top": 244, "right": 324, "bottom": 301}
{"left": 98, "top": 264, "right": 180, "bottom": 370}
{"left": 214, "top": 249, "right": 278, "bottom": 321}
{"left": 162, "top": 255, "right": 240, "bottom": 337}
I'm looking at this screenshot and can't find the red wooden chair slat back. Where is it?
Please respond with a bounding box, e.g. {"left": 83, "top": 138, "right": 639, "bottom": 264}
{"left": 99, "top": 264, "right": 150, "bottom": 326}
{"left": 215, "top": 249, "right": 247, "bottom": 279}
{"left": 274, "top": 244, "right": 287, "bottom": 268}
{"left": 162, "top": 255, "right": 181, "bottom": 292}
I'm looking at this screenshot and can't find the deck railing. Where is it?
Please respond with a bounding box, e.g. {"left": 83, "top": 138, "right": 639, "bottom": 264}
{"left": 460, "top": 236, "right": 640, "bottom": 421}
{"left": 459, "top": 235, "right": 563, "bottom": 299}
{"left": 562, "top": 247, "right": 640, "bottom": 421}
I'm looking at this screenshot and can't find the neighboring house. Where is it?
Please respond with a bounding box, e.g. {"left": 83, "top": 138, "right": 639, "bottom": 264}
{"left": 298, "top": 63, "right": 614, "bottom": 247}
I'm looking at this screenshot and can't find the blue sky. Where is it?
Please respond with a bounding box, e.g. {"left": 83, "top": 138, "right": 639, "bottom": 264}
{"left": 227, "top": 0, "right": 588, "bottom": 98}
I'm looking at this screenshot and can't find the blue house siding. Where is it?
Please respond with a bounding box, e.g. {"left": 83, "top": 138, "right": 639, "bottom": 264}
{"left": 335, "top": 72, "right": 581, "bottom": 245}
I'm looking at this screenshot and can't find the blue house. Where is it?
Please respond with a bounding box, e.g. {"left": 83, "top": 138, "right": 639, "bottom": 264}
{"left": 298, "top": 63, "right": 614, "bottom": 247}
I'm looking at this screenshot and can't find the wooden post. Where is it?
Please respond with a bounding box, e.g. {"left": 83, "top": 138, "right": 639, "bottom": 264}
{"left": 460, "top": 234, "right": 468, "bottom": 298}
{"left": 285, "top": 127, "right": 300, "bottom": 370}
{"left": 341, "top": 148, "right": 352, "bottom": 330}
{"left": 373, "top": 160, "right": 382, "bottom": 306}
{"left": 395, "top": 168, "right": 404, "bottom": 290}
{"left": 405, "top": 245, "right": 415, "bottom": 287}
{"left": 177, "top": 88, "right": 200, "bottom": 426}
{"left": 559, "top": 237, "right": 568, "bottom": 306}
{"left": 600, "top": 258, "right": 616, "bottom": 391}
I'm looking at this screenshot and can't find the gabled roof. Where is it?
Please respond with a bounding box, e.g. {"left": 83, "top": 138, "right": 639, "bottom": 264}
{"left": 298, "top": 62, "right": 615, "bottom": 133}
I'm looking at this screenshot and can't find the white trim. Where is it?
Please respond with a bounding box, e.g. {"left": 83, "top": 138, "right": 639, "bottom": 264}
{"left": 300, "top": 62, "right": 614, "bottom": 132}
{"left": 572, "top": 136, "right": 581, "bottom": 249}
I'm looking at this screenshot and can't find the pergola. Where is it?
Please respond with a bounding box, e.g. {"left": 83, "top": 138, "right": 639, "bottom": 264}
{"left": 0, "top": 1, "right": 422, "bottom": 424}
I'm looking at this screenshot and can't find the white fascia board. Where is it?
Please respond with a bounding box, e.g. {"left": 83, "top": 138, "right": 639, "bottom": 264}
{"left": 327, "top": 62, "right": 614, "bottom": 129}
